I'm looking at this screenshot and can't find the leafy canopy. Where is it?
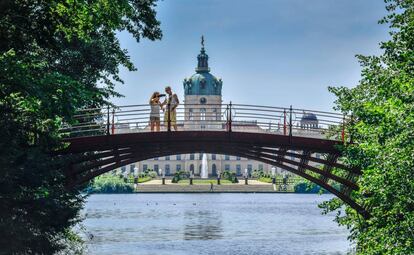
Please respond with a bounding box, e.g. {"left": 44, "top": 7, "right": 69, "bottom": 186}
{"left": 322, "top": 0, "right": 414, "bottom": 254}
{"left": 0, "top": 0, "right": 161, "bottom": 254}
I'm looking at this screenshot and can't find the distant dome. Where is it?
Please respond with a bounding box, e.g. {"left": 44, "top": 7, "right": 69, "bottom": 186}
{"left": 301, "top": 113, "right": 318, "bottom": 121}
{"left": 183, "top": 37, "right": 222, "bottom": 96}
{"left": 184, "top": 72, "right": 222, "bottom": 96}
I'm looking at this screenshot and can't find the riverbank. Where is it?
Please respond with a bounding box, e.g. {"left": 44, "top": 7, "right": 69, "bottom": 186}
{"left": 87, "top": 175, "right": 324, "bottom": 194}
{"left": 134, "top": 179, "right": 293, "bottom": 193}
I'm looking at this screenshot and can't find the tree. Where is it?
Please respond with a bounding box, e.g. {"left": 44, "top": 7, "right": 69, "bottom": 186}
{"left": 0, "top": 0, "right": 161, "bottom": 253}
{"left": 321, "top": 0, "right": 414, "bottom": 254}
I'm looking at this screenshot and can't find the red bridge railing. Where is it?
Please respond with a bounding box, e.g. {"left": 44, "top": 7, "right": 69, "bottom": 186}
{"left": 60, "top": 103, "right": 349, "bottom": 141}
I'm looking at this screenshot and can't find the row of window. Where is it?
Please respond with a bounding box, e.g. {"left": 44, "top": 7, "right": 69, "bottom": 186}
{"left": 121, "top": 163, "right": 264, "bottom": 176}
{"left": 188, "top": 108, "right": 220, "bottom": 121}
{"left": 154, "top": 155, "right": 181, "bottom": 161}
{"left": 153, "top": 154, "right": 242, "bottom": 161}
{"left": 152, "top": 153, "right": 322, "bottom": 161}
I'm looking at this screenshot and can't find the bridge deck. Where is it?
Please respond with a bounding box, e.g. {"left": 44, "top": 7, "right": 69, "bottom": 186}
{"left": 60, "top": 103, "right": 367, "bottom": 218}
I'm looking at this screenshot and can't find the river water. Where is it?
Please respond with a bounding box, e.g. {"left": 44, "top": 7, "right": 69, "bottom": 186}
{"left": 81, "top": 193, "right": 353, "bottom": 255}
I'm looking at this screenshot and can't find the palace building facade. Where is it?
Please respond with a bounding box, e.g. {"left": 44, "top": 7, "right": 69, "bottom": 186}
{"left": 117, "top": 38, "right": 322, "bottom": 177}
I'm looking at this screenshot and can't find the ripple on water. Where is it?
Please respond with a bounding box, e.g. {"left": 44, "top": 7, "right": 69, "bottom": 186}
{"left": 81, "top": 193, "right": 353, "bottom": 255}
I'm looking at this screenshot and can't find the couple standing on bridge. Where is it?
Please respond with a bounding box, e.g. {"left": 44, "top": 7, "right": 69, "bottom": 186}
{"left": 149, "top": 86, "right": 180, "bottom": 132}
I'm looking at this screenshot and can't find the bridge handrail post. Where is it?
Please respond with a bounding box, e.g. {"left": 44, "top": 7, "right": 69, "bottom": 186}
{"left": 106, "top": 105, "right": 110, "bottom": 136}
{"left": 225, "top": 104, "right": 229, "bottom": 131}
{"left": 111, "top": 108, "right": 115, "bottom": 135}
{"left": 289, "top": 105, "right": 293, "bottom": 141}
{"left": 228, "top": 101, "right": 232, "bottom": 132}
{"left": 283, "top": 109, "right": 287, "bottom": 135}
{"left": 167, "top": 102, "right": 171, "bottom": 132}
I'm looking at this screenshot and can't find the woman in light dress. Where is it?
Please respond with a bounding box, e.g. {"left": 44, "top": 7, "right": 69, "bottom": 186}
{"left": 149, "top": 92, "right": 162, "bottom": 132}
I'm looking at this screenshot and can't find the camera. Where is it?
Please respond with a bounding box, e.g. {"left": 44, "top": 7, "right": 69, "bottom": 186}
{"left": 157, "top": 94, "right": 166, "bottom": 97}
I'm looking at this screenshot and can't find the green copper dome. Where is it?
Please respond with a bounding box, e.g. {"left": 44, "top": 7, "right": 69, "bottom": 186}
{"left": 183, "top": 37, "right": 222, "bottom": 96}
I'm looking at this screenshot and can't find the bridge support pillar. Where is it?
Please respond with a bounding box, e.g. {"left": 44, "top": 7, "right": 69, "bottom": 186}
{"left": 162, "top": 177, "right": 165, "bottom": 185}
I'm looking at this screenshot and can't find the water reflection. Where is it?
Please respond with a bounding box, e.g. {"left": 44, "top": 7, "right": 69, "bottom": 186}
{"left": 82, "top": 194, "right": 352, "bottom": 255}
{"left": 183, "top": 210, "right": 223, "bottom": 240}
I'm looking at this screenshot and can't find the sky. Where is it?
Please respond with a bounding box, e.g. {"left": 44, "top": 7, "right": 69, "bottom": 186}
{"left": 113, "top": 0, "right": 390, "bottom": 112}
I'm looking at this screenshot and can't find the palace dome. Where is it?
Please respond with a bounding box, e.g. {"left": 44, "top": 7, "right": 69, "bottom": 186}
{"left": 184, "top": 72, "right": 222, "bottom": 96}
{"left": 183, "top": 37, "right": 222, "bottom": 96}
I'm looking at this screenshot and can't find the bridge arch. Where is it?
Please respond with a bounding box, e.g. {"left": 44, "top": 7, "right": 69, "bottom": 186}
{"left": 62, "top": 131, "right": 367, "bottom": 218}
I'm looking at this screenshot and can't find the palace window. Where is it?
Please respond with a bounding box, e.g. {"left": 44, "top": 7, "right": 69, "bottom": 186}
{"left": 130, "top": 164, "right": 135, "bottom": 173}
{"left": 213, "top": 108, "right": 219, "bottom": 120}
{"left": 189, "top": 109, "right": 194, "bottom": 120}
{"left": 190, "top": 154, "right": 195, "bottom": 160}
{"left": 176, "top": 155, "right": 181, "bottom": 160}
{"left": 225, "top": 164, "right": 230, "bottom": 171}
{"left": 211, "top": 154, "right": 216, "bottom": 160}
{"left": 176, "top": 165, "right": 182, "bottom": 171}
{"left": 154, "top": 164, "right": 159, "bottom": 172}
{"left": 143, "top": 164, "right": 148, "bottom": 171}
{"left": 212, "top": 164, "right": 217, "bottom": 176}
{"left": 236, "top": 164, "right": 241, "bottom": 175}
{"left": 258, "top": 164, "right": 264, "bottom": 171}
{"left": 236, "top": 156, "right": 241, "bottom": 160}
{"left": 165, "top": 164, "right": 170, "bottom": 175}
{"left": 225, "top": 155, "right": 230, "bottom": 160}
{"left": 165, "top": 156, "right": 170, "bottom": 160}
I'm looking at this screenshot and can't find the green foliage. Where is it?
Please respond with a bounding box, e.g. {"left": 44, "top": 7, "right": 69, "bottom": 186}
{"left": 0, "top": 0, "right": 161, "bottom": 253}
{"left": 251, "top": 169, "right": 265, "bottom": 178}
{"left": 146, "top": 170, "right": 158, "bottom": 178}
{"left": 121, "top": 169, "right": 157, "bottom": 182}
{"left": 322, "top": 1, "right": 414, "bottom": 254}
{"left": 126, "top": 175, "right": 152, "bottom": 183}
{"left": 294, "top": 180, "right": 324, "bottom": 194}
{"left": 87, "top": 175, "right": 133, "bottom": 193}
{"left": 222, "top": 171, "right": 239, "bottom": 183}
{"left": 258, "top": 176, "right": 321, "bottom": 193}
{"left": 172, "top": 171, "right": 190, "bottom": 183}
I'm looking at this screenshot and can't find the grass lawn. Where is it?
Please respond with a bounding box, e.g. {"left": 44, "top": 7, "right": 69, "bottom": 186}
{"left": 138, "top": 176, "right": 152, "bottom": 183}
{"left": 177, "top": 179, "right": 233, "bottom": 184}
{"left": 258, "top": 177, "right": 273, "bottom": 183}
{"left": 125, "top": 176, "right": 152, "bottom": 183}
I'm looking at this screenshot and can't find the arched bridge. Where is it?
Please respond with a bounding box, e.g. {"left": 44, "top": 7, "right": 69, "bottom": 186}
{"left": 60, "top": 103, "right": 367, "bottom": 217}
